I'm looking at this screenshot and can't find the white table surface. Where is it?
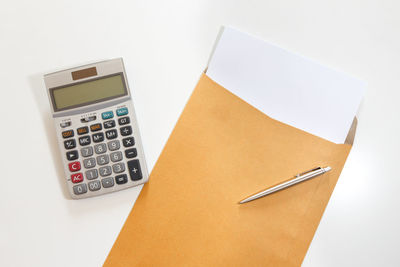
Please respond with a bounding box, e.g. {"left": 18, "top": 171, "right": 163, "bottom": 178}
{"left": 1, "top": 1, "right": 399, "bottom": 266}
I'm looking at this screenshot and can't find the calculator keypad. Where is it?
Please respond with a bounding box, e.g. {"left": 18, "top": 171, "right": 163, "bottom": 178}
{"left": 59, "top": 106, "right": 146, "bottom": 198}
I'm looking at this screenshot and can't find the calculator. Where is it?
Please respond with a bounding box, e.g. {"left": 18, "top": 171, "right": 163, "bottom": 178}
{"left": 44, "top": 58, "right": 149, "bottom": 199}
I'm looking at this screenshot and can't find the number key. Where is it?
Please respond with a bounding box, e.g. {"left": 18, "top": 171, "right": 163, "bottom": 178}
{"left": 94, "top": 143, "right": 107, "bottom": 154}
{"left": 110, "top": 151, "right": 123, "bottom": 162}
{"left": 83, "top": 158, "right": 96, "bottom": 169}
{"left": 88, "top": 180, "right": 101, "bottom": 191}
{"left": 85, "top": 169, "right": 98, "bottom": 180}
{"left": 107, "top": 140, "right": 120, "bottom": 151}
{"left": 112, "top": 163, "right": 125, "bottom": 173}
{"left": 99, "top": 166, "right": 112, "bottom": 177}
{"left": 81, "top": 146, "right": 93, "bottom": 157}
{"left": 73, "top": 184, "right": 87, "bottom": 195}
{"left": 96, "top": 154, "right": 109, "bottom": 165}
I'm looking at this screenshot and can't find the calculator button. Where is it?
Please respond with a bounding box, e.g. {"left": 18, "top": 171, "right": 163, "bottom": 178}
{"left": 90, "top": 123, "right": 102, "bottom": 132}
{"left": 112, "top": 163, "right": 125, "bottom": 173}
{"left": 99, "top": 166, "right": 112, "bottom": 177}
{"left": 62, "top": 130, "right": 74, "bottom": 139}
{"left": 92, "top": 133, "right": 104, "bottom": 143}
{"left": 105, "top": 129, "right": 118, "bottom": 140}
{"left": 103, "top": 120, "right": 116, "bottom": 129}
{"left": 79, "top": 136, "right": 91, "bottom": 146}
{"left": 115, "top": 174, "right": 128, "bottom": 185}
{"left": 88, "top": 180, "right": 101, "bottom": 191}
{"left": 122, "top": 137, "right": 135, "bottom": 147}
{"left": 83, "top": 158, "right": 96, "bottom": 169}
{"left": 81, "top": 116, "right": 96, "bottom": 123}
{"left": 101, "top": 177, "right": 114, "bottom": 188}
{"left": 107, "top": 140, "right": 120, "bottom": 151}
{"left": 120, "top": 126, "right": 132, "bottom": 136}
{"left": 77, "top": 126, "right": 89, "bottom": 135}
{"left": 110, "top": 151, "right": 123, "bottom": 162}
{"left": 116, "top": 107, "right": 128, "bottom": 116}
{"left": 85, "top": 169, "right": 98, "bottom": 180}
{"left": 125, "top": 148, "right": 137, "bottom": 159}
{"left": 118, "top": 117, "right": 130, "bottom": 125}
{"left": 73, "top": 184, "right": 87, "bottom": 195}
{"left": 96, "top": 154, "right": 109, "bottom": 165}
{"left": 102, "top": 111, "right": 114, "bottom": 120}
{"left": 60, "top": 121, "right": 71, "bottom": 128}
{"left": 94, "top": 143, "right": 107, "bottom": 154}
{"left": 66, "top": 150, "right": 79, "bottom": 161}
{"left": 64, "top": 139, "right": 76, "bottom": 150}
{"left": 81, "top": 146, "right": 93, "bottom": 157}
{"left": 127, "top": 160, "right": 142, "bottom": 181}
{"left": 69, "top": 161, "right": 81, "bottom": 172}
{"left": 71, "top": 173, "right": 83, "bottom": 183}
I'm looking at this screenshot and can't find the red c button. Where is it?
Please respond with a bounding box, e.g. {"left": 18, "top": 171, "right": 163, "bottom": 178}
{"left": 69, "top": 161, "right": 81, "bottom": 172}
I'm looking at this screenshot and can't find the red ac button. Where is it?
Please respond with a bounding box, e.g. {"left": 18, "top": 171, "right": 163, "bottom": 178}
{"left": 69, "top": 161, "right": 81, "bottom": 172}
{"left": 71, "top": 173, "right": 83, "bottom": 183}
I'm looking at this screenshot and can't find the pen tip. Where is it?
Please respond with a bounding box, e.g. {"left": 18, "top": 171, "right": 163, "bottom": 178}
{"left": 324, "top": 166, "right": 332, "bottom": 172}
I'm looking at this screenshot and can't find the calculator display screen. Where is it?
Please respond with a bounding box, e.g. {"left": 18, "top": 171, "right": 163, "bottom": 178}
{"left": 51, "top": 73, "right": 127, "bottom": 111}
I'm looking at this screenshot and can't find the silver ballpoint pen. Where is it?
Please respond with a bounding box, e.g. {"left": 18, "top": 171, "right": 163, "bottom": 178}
{"left": 238, "top": 166, "right": 332, "bottom": 204}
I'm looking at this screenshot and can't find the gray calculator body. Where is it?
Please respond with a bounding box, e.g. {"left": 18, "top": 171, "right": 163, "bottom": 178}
{"left": 44, "top": 58, "right": 149, "bottom": 199}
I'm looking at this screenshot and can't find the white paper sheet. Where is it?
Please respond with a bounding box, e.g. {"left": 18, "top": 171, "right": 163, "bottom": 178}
{"left": 207, "top": 27, "right": 366, "bottom": 144}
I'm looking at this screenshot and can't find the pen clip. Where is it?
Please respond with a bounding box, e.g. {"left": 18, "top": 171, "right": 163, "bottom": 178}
{"left": 296, "top": 167, "right": 323, "bottom": 178}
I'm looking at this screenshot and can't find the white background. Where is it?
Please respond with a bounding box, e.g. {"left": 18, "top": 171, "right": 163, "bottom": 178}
{"left": 1, "top": 0, "right": 399, "bottom": 266}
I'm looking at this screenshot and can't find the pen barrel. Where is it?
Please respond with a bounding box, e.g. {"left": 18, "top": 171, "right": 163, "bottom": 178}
{"left": 271, "top": 168, "right": 326, "bottom": 193}
{"left": 240, "top": 167, "right": 330, "bottom": 203}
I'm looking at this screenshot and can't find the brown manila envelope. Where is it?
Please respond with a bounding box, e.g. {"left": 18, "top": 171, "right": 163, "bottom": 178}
{"left": 104, "top": 73, "right": 358, "bottom": 266}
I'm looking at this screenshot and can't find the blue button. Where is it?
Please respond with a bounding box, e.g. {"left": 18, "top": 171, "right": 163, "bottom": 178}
{"left": 102, "top": 111, "right": 114, "bottom": 120}
{"left": 116, "top": 107, "right": 128, "bottom": 116}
